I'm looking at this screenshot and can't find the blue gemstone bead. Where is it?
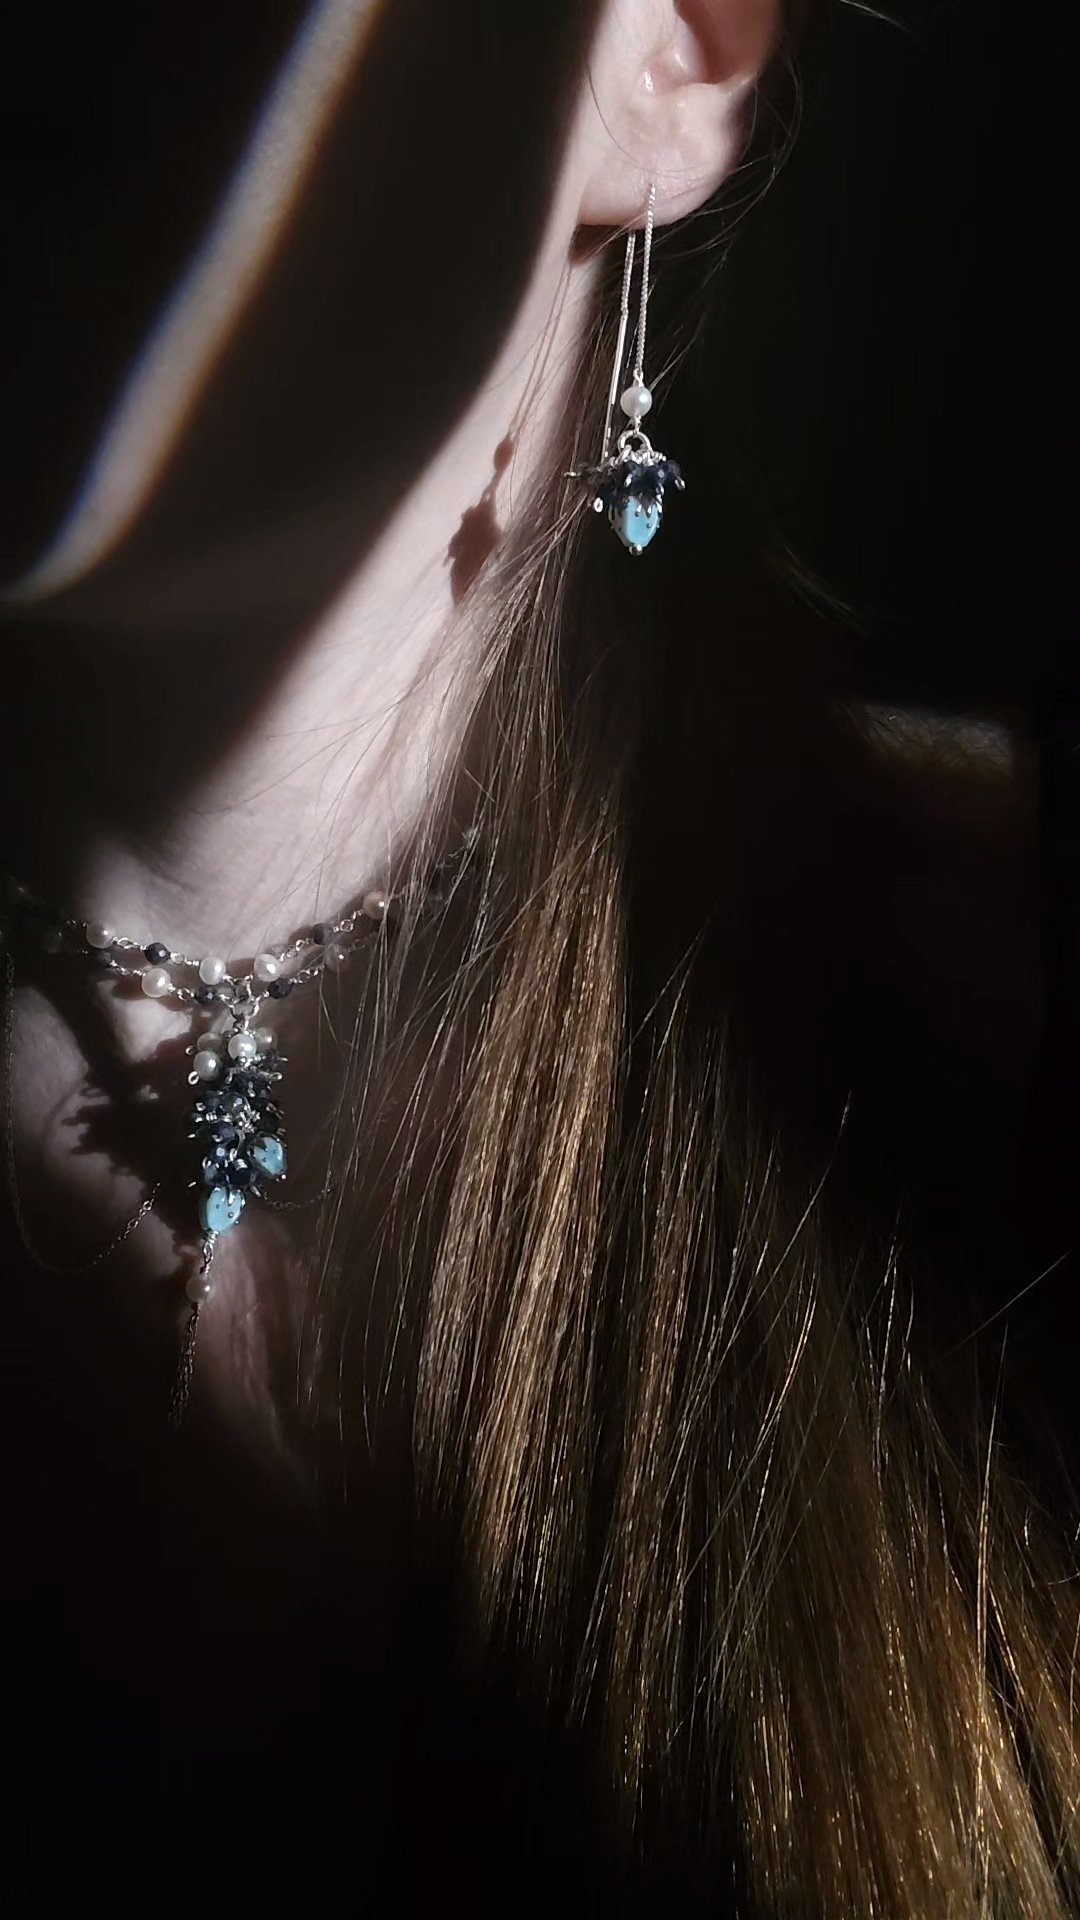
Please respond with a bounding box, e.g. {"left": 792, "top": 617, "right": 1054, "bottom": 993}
{"left": 610, "top": 498, "right": 661, "bottom": 551}
{"left": 199, "top": 1186, "right": 246, "bottom": 1234}
{"left": 252, "top": 1134, "right": 286, "bottom": 1179}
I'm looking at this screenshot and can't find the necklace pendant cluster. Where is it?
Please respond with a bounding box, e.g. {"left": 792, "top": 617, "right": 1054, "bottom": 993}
{"left": 185, "top": 992, "right": 289, "bottom": 1286}
{"left": 1, "top": 831, "right": 475, "bottom": 1426}
{"left": 0, "top": 880, "right": 381, "bottom": 1420}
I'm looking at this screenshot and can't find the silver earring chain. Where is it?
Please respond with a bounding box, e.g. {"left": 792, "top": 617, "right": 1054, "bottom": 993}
{"left": 603, "top": 182, "right": 656, "bottom": 462}
{"left": 631, "top": 181, "right": 656, "bottom": 388}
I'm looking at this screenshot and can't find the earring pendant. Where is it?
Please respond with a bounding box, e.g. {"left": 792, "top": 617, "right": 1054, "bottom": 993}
{"left": 582, "top": 424, "right": 685, "bottom": 555}
{"left": 576, "top": 184, "right": 685, "bottom": 554}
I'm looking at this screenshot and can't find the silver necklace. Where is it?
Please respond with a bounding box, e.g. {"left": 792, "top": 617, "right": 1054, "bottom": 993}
{"left": 0, "top": 831, "right": 475, "bottom": 1426}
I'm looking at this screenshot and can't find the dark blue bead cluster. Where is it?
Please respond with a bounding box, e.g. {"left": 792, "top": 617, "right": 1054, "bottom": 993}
{"left": 189, "top": 1048, "right": 287, "bottom": 1234}
{"left": 585, "top": 452, "right": 684, "bottom": 515}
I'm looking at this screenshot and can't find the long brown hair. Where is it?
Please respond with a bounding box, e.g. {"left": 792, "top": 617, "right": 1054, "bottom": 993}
{"left": 304, "top": 5, "right": 1080, "bottom": 1912}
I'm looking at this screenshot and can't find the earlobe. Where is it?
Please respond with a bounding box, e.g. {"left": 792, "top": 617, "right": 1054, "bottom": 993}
{"left": 577, "top": 0, "right": 781, "bottom": 229}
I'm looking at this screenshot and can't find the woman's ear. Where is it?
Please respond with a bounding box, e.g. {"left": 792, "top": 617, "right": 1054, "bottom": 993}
{"left": 577, "top": 0, "right": 782, "bottom": 227}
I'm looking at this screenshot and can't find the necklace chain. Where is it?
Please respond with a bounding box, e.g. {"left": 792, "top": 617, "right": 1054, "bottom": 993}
{"left": 16, "top": 881, "right": 397, "bottom": 1019}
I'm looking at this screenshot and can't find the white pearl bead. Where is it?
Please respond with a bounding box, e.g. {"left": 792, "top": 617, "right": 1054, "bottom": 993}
{"left": 323, "top": 942, "right": 348, "bottom": 972}
{"left": 228, "top": 1030, "right": 258, "bottom": 1062}
{"left": 141, "top": 965, "right": 173, "bottom": 998}
{"left": 198, "top": 954, "right": 226, "bottom": 986}
{"left": 254, "top": 952, "right": 281, "bottom": 982}
{"left": 254, "top": 1027, "right": 274, "bottom": 1051}
{"left": 84, "top": 922, "right": 113, "bottom": 948}
{"left": 362, "top": 890, "right": 389, "bottom": 922}
{"left": 186, "top": 1270, "right": 215, "bottom": 1304}
{"left": 619, "top": 380, "right": 653, "bottom": 419}
{"left": 193, "top": 1050, "right": 221, "bottom": 1081}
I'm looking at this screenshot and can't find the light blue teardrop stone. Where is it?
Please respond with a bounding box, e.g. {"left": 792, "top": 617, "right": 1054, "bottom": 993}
{"left": 252, "top": 1134, "right": 286, "bottom": 1179}
{"left": 610, "top": 498, "right": 661, "bottom": 551}
{"left": 199, "top": 1186, "right": 246, "bottom": 1234}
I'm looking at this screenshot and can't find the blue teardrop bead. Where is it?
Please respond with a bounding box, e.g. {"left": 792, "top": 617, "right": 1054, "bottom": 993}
{"left": 199, "top": 1186, "right": 246, "bottom": 1234}
{"left": 610, "top": 497, "right": 661, "bottom": 552}
{"left": 252, "top": 1134, "right": 286, "bottom": 1179}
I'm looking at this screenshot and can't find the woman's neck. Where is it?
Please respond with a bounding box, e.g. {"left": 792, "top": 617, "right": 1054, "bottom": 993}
{"left": 6, "top": 474, "right": 466, "bottom": 963}
{"left": 2, "top": 213, "right": 592, "bottom": 995}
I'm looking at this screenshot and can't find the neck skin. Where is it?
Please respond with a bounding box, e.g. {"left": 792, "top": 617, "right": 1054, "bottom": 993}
{"left": 1, "top": 186, "right": 594, "bottom": 1056}
{"left": 4, "top": 284, "right": 591, "bottom": 935}
{"left": 0, "top": 0, "right": 609, "bottom": 985}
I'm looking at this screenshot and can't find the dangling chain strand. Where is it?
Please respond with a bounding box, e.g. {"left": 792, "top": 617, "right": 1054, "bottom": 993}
{"left": 631, "top": 182, "right": 656, "bottom": 388}
{"left": 604, "top": 228, "right": 637, "bottom": 463}
{"left": 168, "top": 1303, "right": 202, "bottom": 1432}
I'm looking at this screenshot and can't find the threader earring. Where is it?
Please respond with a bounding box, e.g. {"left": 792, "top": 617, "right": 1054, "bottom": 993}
{"left": 578, "top": 183, "right": 685, "bottom": 554}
